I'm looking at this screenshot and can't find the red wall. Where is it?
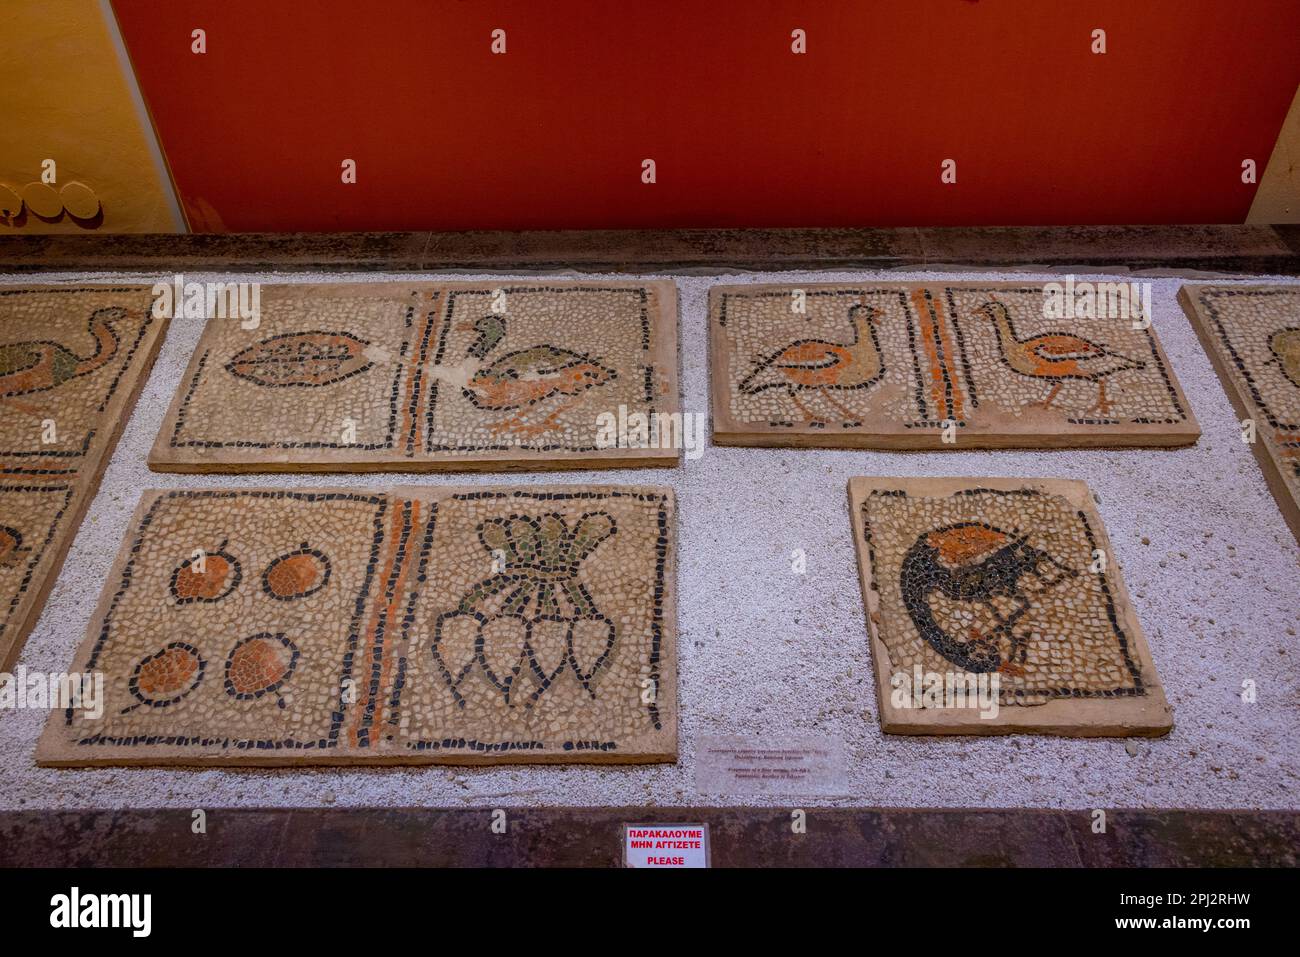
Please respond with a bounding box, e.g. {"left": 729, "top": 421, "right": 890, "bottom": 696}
{"left": 112, "top": 0, "right": 1300, "bottom": 232}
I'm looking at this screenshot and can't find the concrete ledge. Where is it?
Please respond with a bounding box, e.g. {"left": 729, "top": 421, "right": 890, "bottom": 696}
{"left": 0, "top": 808, "right": 1295, "bottom": 867}
{"left": 0, "top": 226, "right": 1297, "bottom": 275}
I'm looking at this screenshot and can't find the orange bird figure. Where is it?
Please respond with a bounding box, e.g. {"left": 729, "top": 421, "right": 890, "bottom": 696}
{"left": 975, "top": 300, "right": 1144, "bottom": 416}
{"left": 739, "top": 304, "right": 884, "bottom": 424}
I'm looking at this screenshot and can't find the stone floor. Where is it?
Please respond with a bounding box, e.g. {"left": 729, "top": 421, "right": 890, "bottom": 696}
{"left": 1, "top": 267, "right": 1299, "bottom": 810}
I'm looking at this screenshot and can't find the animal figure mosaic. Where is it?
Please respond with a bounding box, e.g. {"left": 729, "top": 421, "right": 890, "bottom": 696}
{"left": 0, "top": 287, "right": 165, "bottom": 674}
{"left": 848, "top": 477, "right": 1172, "bottom": 736}
{"left": 0, "top": 307, "right": 125, "bottom": 398}
{"left": 711, "top": 283, "right": 1197, "bottom": 448}
{"left": 738, "top": 304, "right": 883, "bottom": 424}
{"left": 900, "top": 522, "right": 1078, "bottom": 677}
{"left": 151, "top": 282, "right": 678, "bottom": 470}
{"left": 1181, "top": 286, "right": 1300, "bottom": 544}
{"left": 975, "top": 300, "right": 1144, "bottom": 416}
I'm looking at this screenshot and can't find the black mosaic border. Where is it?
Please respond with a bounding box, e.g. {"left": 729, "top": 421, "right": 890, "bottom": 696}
{"left": 0, "top": 483, "right": 75, "bottom": 640}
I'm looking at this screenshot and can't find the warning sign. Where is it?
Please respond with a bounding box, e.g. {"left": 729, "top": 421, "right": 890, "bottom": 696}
{"left": 623, "top": 823, "right": 710, "bottom": 868}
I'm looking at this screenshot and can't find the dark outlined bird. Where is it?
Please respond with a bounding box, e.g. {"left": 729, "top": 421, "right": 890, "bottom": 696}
{"left": 739, "top": 304, "right": 884, "bottom": 423}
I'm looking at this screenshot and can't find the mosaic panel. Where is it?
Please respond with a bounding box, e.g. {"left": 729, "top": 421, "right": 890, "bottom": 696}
{"left": 1180, "top": 285, "right": 1300, "bottom": 544}
{"left": 38, "top": 485, "right": 677, "bottom": 765}
{"left": 0, "top": 286, "right": 167, "bottom": 672}
{"left": 711, "top": 283, "right": 1198, "bottom": 448}
{"left": 848, "top": 477, "right": 1172, "bottom": 736}
{"left": 150, "top": 281, "right": 680, "bottom": 472}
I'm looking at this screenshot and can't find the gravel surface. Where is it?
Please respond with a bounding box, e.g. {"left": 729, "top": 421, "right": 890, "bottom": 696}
{"left": 2, "top": 268, "right": 1297, "bottom": 810}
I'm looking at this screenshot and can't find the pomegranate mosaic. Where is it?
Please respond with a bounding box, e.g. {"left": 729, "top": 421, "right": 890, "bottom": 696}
{"left": 38, "top": 484, "right": 677, "bottom": 765}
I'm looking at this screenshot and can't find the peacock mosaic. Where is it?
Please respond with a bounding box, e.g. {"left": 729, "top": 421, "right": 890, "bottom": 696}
{"left": 37, "top": 484, "right": 677, "bottom": 765}
{"left": 1180, "top": 285, "right": 1300, "bottom": 544}
{"left": 848, "top": 477, "right": 1172, "bottom": 736}
{"left": 711, "top": 283, "right": 1199, "bottom": 448}
{"left": 150, "top": 281, "right": 680, "bottom": 472}
{"left": 0, "top": 286, "right": 167, "bottom": 672}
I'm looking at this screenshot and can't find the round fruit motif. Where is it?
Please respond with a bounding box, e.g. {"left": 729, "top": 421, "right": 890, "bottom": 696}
{"left": 261, "top": 543, "right": 330, "bottom": 601}
{"left": 224, "top": 632, "right": 299, "bottom": 708}
{"left": 169, "top": 541, "right": 241, "bottom": 604}
{"left": 126, "top": 642, "right": 205, "bottom": 711}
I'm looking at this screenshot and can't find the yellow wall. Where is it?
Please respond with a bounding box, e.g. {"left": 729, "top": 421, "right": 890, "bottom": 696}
{"left": 1249, "top": 83, "right": 1300, "bottom": 224}
{"left": 0, "top": 0, "right": 182, "bottom": 233}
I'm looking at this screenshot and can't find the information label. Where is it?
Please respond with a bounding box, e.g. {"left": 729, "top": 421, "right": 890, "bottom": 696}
{"left": 695, "top": 734, "right": 848, "bottom": 796}
{"left": 623, "top": 823, "right": 710, "bottom": 868}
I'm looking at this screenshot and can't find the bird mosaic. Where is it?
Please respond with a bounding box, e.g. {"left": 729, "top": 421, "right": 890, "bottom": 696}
{"left": 899, "top": 522, "right": 1078, "bottom": 678}
{"left": 0, "top": 306, "right": 126, "bottom": 398}
{"left": 738, "top": 303, "right": 884, "bottom": 423}
{"left": 975, "top": 300, "right": 1144, "bottom": 417}
{"left": 451, "top": 315, "right": 616, "bottom": 437}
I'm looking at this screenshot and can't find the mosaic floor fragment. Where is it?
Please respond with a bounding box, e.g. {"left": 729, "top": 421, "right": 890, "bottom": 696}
{"left": 1180, "top": 284, "right": 1300, "bottom": 544}
{"left": 38, "top": 484, "right": 677, "bottom": 765}
{"left": 150, "top": 281, "right": 680, "bottom": 472}
{"left": 711, "top": 283, "right": 1199, "bottom": 448}
{"left": 848, "top": 477, "right": 1172, "bottom": 736}
{"left": 0, "top": 286, "right": 167, "bottom": 672}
